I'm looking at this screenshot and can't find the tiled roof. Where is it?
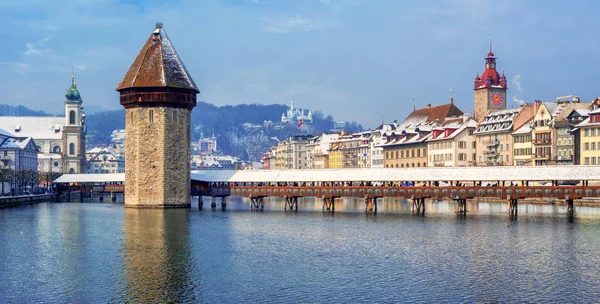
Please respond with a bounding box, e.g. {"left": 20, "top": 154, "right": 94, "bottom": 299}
{"left": 116, "top": 23, "right": 199, "bottom": 92}
{"left": 474, "top": 107, "right": 521, "bottom": 135}
{"left": 512, "top": 119, "right": 533, "bottom": 135}
{"left": 403, "top": 103, "right": 463, "bottom": 126}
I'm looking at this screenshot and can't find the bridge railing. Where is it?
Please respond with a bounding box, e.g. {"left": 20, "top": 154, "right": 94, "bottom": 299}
{"left": 201, "top": 185, "right": 600, "bottom": 200}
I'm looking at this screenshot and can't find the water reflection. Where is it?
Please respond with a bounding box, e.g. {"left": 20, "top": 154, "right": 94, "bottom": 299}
{"left": 121, "top": 208, "right": 196, "bottom": 303}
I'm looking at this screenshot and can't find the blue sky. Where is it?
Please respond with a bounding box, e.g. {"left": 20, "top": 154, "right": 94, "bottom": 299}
{"left": 2, "top": 0, "right": 600, "bottom": 128}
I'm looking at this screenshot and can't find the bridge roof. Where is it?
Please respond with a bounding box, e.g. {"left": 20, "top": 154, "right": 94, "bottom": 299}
{"left": 192, "top": 166, "right": 600, "bottom": 182}
{"left": 54, "top": 173, "right": 124, "bottom": 184}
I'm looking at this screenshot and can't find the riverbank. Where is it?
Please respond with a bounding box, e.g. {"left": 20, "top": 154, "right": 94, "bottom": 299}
{"left": 468, "top": 197, "right": 600, "bottom": 206}
{"left": 0, "top": 194, "right": 57, "bottom": 209}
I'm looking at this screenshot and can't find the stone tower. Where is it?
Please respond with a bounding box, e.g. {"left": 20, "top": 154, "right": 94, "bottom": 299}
{"left": 116, "top": 23, "right": 199, "bottom": 208}
{"left": 473, "top": 41, "right": 508, "bottom": 121}
{"left": 63, "top": 75, "right": 86, "bottom": 173}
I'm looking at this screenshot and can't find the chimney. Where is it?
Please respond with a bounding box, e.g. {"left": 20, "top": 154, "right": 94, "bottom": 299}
{"left": 427, "top": 103, "right": 431, "bottom": 108}
{"left": 393, "top": 120, "right": 398, "bottom": 128}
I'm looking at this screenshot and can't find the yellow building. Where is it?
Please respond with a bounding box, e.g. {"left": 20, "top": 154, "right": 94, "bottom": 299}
{"left": 576, "top": 107, "right": 600, "bottom": 165}
{"left": 327, "top": 141, "right": 343, "bottom": 169}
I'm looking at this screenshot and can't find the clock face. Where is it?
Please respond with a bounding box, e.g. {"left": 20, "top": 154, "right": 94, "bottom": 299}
{"left": 490, "top": 92, "right": 503, "bottom": 107}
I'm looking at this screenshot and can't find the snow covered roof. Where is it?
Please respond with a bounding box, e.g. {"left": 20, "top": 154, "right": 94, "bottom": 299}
{"left": 0, "top": 137, "right": 35, "bottom": 150}
{"left": 512, "top": 119, "right": 533, "bottom": 135}
{"left": 54, "top": 173, "right": 125, "bottom": 183}
{"left": 191, "top": 166, "right": 600, "bottom": 182}
{"left": 0, "top": 116, "right": 63, "bottom": 140}
{"left": 474, "top": 107, "right": 521, "bottom": 135}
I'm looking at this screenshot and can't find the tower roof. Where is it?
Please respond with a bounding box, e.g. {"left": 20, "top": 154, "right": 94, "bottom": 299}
{"left": 116, "top": 23, "right": 199, "bottom": 93}
{"left": 473, "top": 42, "right": 507, "bottom": 91}
{"left": 65, "top": 75, "right": 82, "bottom": 103}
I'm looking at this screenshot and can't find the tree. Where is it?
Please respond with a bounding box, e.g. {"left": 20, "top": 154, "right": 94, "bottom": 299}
{"left": 0, "top": 169, "right": 15, "bottom": 196}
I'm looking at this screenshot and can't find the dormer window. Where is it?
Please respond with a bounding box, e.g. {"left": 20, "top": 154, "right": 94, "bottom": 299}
{"left": 14, "top": 125, "right": 21, "bottom": 132}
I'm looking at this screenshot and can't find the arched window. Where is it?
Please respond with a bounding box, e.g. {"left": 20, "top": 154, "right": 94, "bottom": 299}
{"left": 69, "top": 168, "right": 75, "bottom": 174}
{"left": 69, "top": 110, "right": 76, "bottom": 125}
{"left": 53, "top": 145, "right": 61, "bottom": 153}
{"left": 69, "top": 143, "right": 75, "bottom": 155}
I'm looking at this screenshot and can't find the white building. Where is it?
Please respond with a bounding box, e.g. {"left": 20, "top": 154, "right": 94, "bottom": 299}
{"left": 281, "top": 100, "right": 313, "bottom": 125}
{"left": 0, "top": 75, "right": 86, "bottom": 174}
{"left": 85, "top": 146, "right": 125, "bottom": 173}
{"left": 427, "top": 116, "right": 477, "bottom": 167}
{"left": 369, "top": 124, "right": 393, "bottom": 168}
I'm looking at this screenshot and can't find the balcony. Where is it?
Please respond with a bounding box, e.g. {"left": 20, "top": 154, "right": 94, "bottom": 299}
{"left": 533, "top": 154, "right": 550, "bottom": 160}
{"left": 533, "top": 138, "right": 551, "bottom": 145}
{"left": 483, "top": 139, "right": 499, "bottom": 146}
{"left": 483, "top": 150, "right": 497, "bottom": 155}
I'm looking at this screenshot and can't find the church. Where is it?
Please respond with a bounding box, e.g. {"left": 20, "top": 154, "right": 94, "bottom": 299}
{"left": 0, "top": 75, "right": 86, "bottom": 174}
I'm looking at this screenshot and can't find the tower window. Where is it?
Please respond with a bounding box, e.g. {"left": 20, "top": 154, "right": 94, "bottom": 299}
{"left": 69, "top": 143, "right": 75, "bottom": 155}
{"left": 53, "top": 145, "right": 61, "bottom": 153}
{"left": 69, "top": 110, "right": 76, "bottom": 125}
{"left": 149, "top": 110, "right": 154, "bottom": 124}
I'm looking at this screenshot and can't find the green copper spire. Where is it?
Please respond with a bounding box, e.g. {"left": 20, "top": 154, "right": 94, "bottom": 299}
{"left": 65, "top": 75, "right": 82, "bottom": 103}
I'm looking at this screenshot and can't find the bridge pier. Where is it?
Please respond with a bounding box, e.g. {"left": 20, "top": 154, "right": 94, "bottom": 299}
{"left": 211, "top": 197, "right": 217, "bottom": 208}
{"left": 249, "top": 196, "right": 264, "bottom": 211}
{"left": 198, "top": 196, "right": 203, "bottom": 209}
{"left": 322, "top": 197, "right": 335, "bottom": 212}
{"left": 365, "top": 197, "right": 378, "bottom": 213}
{"left": 222, "top": 196, "right": 227, "bottom": 209}
{"left": 411, "top": 198, "right": 425, "bottom": 214}
{"left": 566, "top": 197, "right": 574, "bottom": 216}
{"left": 508, "top": 199, "right": 518, "bottom": 215}
{"left": 284, "top": 196, "right": 299, "bottom": 212}
{"left": 454, "top": 199, "right": 467, "bottom": 213}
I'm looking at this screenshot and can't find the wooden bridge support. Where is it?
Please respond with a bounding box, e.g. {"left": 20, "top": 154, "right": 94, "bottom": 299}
{"left": 508, "top": 198, "right": 518, "bottom": 215}
{"left": 365, "top": 197, "right": 378, "bottom": 213}
{"left": 455, "top": 199, "right": 467, "bottom": 214}
{"left": 566, "top": 198, "right": 574, "bottom": 216}
{"left": 284, "top": 196, "right": 299, "bottom": 212}
{"left": 198, "top": 196, "right": 203, "bottom": 209}
{"left": 322, "top": 197, "right": 336, "bottom": 212}
{"left": 211, "top": 197, "right": 217, "bottom": 208}
{"left": 411, "top": 198, "right": 425, "bottom": 214}
{"left": 250, "top": 196, "right": 265, "bottom": 211}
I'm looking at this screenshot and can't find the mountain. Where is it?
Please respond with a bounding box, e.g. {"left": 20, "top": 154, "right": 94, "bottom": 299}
{"left": 84, "top": 102, "right": 365, "bottom": 161}
{"left": 0, "top": 105, "right": 57, "bottom": 116}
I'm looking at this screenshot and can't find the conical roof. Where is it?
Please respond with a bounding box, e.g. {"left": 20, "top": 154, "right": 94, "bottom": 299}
{"left": 116, "top": 23, "right": 199, "bottom": 93}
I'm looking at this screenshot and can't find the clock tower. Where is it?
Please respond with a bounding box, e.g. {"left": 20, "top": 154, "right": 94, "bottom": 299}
{"left": 473, "top": 40, "right": 507, "bottom": 121}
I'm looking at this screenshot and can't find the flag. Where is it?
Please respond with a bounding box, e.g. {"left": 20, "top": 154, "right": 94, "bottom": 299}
{"left": 298, "top": 119, "right": 303, "bottom": 127}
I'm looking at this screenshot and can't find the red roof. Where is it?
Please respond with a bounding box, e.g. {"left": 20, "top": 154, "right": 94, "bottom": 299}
{"left": 473, "top": 51, "right": 507, "bottom": 90}
{"left": 116, "top": 23, "right": 199, "bottom": 93}
{"left": 406, "top": 103, "right": 464, "bottom": 123}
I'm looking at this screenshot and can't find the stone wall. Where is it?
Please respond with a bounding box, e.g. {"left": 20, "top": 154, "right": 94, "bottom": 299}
{"left": 125, "top": 106, "right": 191, "bottom": 208}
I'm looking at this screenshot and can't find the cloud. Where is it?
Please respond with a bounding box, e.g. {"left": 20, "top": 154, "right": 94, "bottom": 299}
{"left": 0, "top": 62, "right": 33, "bottom": 74}
{"left": 24, "top": 36, "right": 51, "bottom": 55}
{"left": 24, "top": 43, "right": 41, "bottom": 55}
{"left": 262, "top": 15, "right": 339, "bottom": 34}
{"left": 512, "top": 74, "right": 525, "bottom": 105}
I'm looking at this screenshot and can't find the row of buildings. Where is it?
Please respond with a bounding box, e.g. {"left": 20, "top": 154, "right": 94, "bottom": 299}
{"left": 261, "top": 45, "right": 600, "bottom": 169}
{"left": 262, "top": 98, "right": 600, "bottom": 170}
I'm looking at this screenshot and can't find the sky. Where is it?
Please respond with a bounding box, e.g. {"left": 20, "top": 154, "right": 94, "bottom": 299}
{"left": 2, "top": 0, "right": 600, "bottom": 129}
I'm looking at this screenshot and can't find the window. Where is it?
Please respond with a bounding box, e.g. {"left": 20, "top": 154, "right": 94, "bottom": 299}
{"left": 53, "top": 145, "right": 61, "bottom": 153}
{"left": 585, "top": 129, "right": 589, "bottom": 137}
{"left": 69, "top": 110, "right": 76, "bottom": 125}
{"left": 149, "top": 110, "right": 154, "bottom": 124}
{"left": 459, "top": 141, "right": 466, "bottom": 149}
{"left": 469, "top": 129, "right": 474, "bottom": 135}
{"left": 472, "top": 141, "right": 476, "bottom": 149}
{"left": 593, "top": 157, "right": 597, "bottom": 165}
{"left": 459, "top": 153, "right": 466, "bottom": 161}
{"left": 593, "top": 143, "right": 597, "bottom": 150}
{"left": 585, "top": 143, "right": 590, "bottom": 151}
{"left": 472, "top": 153, "right": 476, "bottom": 161}
{"left": 69, "top": 168, "right": 75, "bottom": 174}
{"left": 69, "top": 143, "right": 75, "bottom": 155}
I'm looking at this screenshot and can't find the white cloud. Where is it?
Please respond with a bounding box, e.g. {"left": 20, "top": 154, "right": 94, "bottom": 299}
{"left": 24, "top": 43, "right": 41, "bottom": 55}
{"left": 0, "top": 62, "right": 33, "bottom": 74}
{"left": 262, "top": 15, "right": 339, "bottom": 34}
{"left": 512, "top": 74, "right": 524, "bottom": 105}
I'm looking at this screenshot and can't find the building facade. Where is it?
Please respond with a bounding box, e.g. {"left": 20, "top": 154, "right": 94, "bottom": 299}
{"left": 512, "top": 120, "right": 533, "bottom": 166}
{"left": 576, "top": 107, "right": 600, "bottom": 165}
{"left": 117, "top": 23, "right": 198, "bottom": 207}
{"left": 85, "top": 146, "right": 125, "bottom": 173}
{"left": 427, "top": 117, "right": 477, "bottom": 167}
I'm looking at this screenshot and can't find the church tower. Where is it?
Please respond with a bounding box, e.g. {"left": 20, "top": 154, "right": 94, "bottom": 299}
{"left": 473, "top": 40, "right": 508, "bottom": 121}
{"left": 63, "top": 75, "right": 86, "bottom": 173}
{"left": 116, "top": 23, "right": 199, "bottom": 208}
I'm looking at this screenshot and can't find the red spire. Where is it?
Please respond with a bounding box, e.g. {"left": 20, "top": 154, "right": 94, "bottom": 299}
{"left": 474, "top": 39, "right": 506, "bottom": 91}
{"left": 475, "top": 71, "right": 481, "bottom": 81}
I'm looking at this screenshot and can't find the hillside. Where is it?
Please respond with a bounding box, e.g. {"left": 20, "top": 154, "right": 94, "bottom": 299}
{"left": 85, "top": 102, "right": 363, "bottom": 161}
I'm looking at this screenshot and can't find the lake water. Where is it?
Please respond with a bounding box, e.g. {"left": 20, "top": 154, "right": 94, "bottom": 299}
{"left": 1, "top": 197, "right": 600, "bottom": 303}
